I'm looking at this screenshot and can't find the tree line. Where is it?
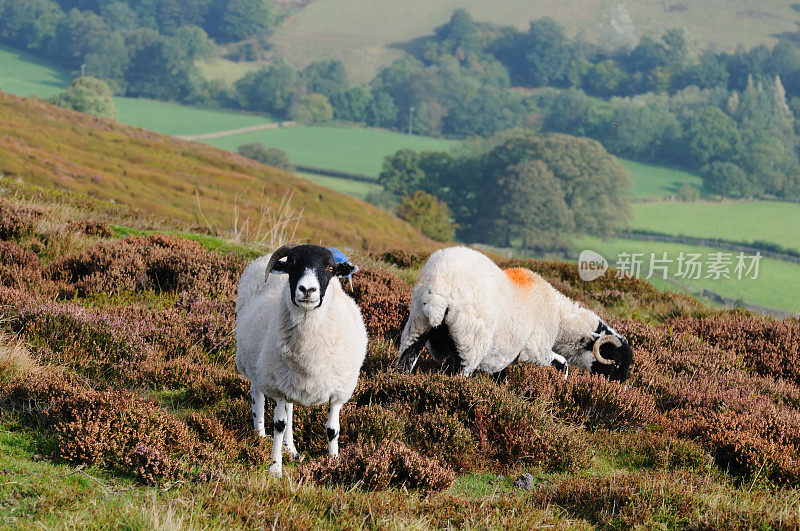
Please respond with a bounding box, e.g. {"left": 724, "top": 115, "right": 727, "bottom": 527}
{"left": 0, "top": 0, "right": 273, "bottom": 100}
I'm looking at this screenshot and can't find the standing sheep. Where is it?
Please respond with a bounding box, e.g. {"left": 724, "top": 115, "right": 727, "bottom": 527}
{"left": 397, "top": 247, "right": 632, "bottom": 381}
{"left": 236, "top": 244, "right": 367, "bottom": 477}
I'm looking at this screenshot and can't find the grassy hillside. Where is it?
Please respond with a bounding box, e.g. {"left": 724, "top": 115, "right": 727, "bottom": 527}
{"left": 269, "top": 0, "right": 800, "bottom": 83}
{"left": 3, "top": 190, "right": 800, "bottom": 527}
{"left": 203, "top": 126, "right": 456, "bottom": 177}
{"left": 0, "top": 92, "right": 432, "bottom": 252}
{"left": 631, "top": 200, "right": 800, "bottom": 252}
{"left": 574, "top": 236, "right": 800, "bottom": 313}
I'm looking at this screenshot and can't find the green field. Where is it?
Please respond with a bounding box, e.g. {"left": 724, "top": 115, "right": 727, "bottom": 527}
{"left": 269, "top": 0, "right": 800, "bottom": 83}
{"left": 575, "top": 236, "right": 800, "bottom": 313}
{"left": 0, "top": 45, "right": 274, "bottom": 137}
{"left": 115, "top": 99, "right": 274, "bottom": 136}
{"left": 631, "top": 200, "right": 800, "bottom": 252}
{"left": 296, "top": 172, "right": 380, "bottom": 200}
{"left": 203, "top": 126, "right": 456, "bottom": 177}
{"left": 620, "top": 160, "right": 703, "bottom": 198}
{"left": 0, "top": 46, "right": 70, "bottom": 98}
{"left": 196, "top": 57, "right": 263, "bottom": 86}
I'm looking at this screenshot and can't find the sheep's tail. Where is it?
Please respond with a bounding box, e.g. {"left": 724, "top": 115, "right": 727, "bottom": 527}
{"left": 397, "top": 289, "right": 448, "bottom": 372}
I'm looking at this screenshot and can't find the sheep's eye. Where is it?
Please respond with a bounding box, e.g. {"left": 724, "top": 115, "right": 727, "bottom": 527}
{"left": 327, "top": 266, "right": 334, "bottom": 273}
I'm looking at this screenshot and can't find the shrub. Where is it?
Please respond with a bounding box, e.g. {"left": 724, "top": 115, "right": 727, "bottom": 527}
{"left": 669, "top": 314, "right": 800, "bottom": 385}
{"left": 356, "top": 372, "right": 590, "bottom": 471}
{"left": 66, "top": 219, "right": 114, "bottom": 237}
{"left": 0, "top": 198, "right": 39, "bottom": 240}
{"left": 48, "top": 233, "right": 244, "bottom": 297}
{"left": 505, "top": 365, "right": 663, "bottom": 430}
{"left": 299, "top": 438, "right": 455, "bottom": 492}
{"left": 349, "top": 268, "right": 412, "bottom": 341}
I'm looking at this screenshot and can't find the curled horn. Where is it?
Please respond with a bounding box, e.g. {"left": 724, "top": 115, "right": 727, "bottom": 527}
{"left": 593, "top": 335, "right": 622, "bottom": 365}
{"left": 264, "top": 243, "right": 299, "bottom": 283}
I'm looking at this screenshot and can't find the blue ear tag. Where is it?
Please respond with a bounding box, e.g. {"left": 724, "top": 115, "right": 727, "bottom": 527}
{"left": 328, "top": 248, "right": 355, "bottom": 290}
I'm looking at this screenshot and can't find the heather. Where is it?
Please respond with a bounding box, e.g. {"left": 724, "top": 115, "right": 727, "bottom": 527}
{"left": 2, "top": 192, "right": 800, "bottom": 527}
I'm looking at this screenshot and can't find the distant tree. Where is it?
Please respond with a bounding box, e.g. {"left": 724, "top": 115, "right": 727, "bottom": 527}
{"left": 627, "top": 35, "right": 668, "bottom": 72}
{"left": 676, "top": 183, "right": 701, "bottom": 201}
{"left": 604, "top": 97, "right": 681, "bottom": 160}
{"left": 494, "top": 17, "right": 572, "bottom": 87}
{"left": 124, "top": 28, "right": 197, "bottom": 100}
{"left": 99, "top": 2, "right": 138, "bottom": 31}
{"left": 47, "top": 76, "right": 117, "bottom": 119}
{"left": 237, "top": 144, "right": 293, "bottom": 171}
{"left": 378, "top": 149, "right": 424, "bottom": 196}
{"left": 397, "top": 191, "right": 456, "bottom": 242}
{"left": 702, "top": 161, "right": 752, "bottom": 198}
{"left": 677, "top": 54, "right": 729, "bottom": 90}
{"left": 685, "top": 106, "right": 741, "bottom": 165}
{"left": 301, "top": 59, "right": 349, "bottom": 98}
{"left": 205, "top": 0, "right": 273, "bottom": 44}
{"left": 366, "top": 92, "right": 398, "bottom": 128}
{"left": 234, "top": 60, "right": 300, "bottom": 115}
{"left": 330, "top": 86, "right": 372, "bottom": 122}
{"left": 475, "top": 133, "right": 632, "bottom": 238}
{"left": 171, "top": 25, "right": 214, "bottom": 61}
{"left": 288, "top": 92, "right": 334, "bottom": 124}
{"left": 475, "top": 160, "right": 572, "bottom": 250}
{"left": 583, "top": 59, "right": 628, "bottom": 97}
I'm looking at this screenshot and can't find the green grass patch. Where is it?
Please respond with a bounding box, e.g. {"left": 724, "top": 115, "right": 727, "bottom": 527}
{"left": 203, "top": 125, "right": 456, "bottom": 177}
{"left": 114, "top": 98, "right": 275, "bottom": 136}
{"left": 195, "top": 57, "right": 263, "bottom": 86}
{"left": 620, "top": 159, "right": 704, "bottom": 198}
{"left": 296, "top": 172, "right": 381, "bottom": 200}
{"left": 110, "top": 225, "right": 260, "bottom": 258}
{"left": 631, "top": 200, "right": 800, "bottom": 252}
{"left": 574, "top": 236, "right": 800, "bottom": 313}
{"left": 0, "top": 45, "right": 70, "bottom": 98}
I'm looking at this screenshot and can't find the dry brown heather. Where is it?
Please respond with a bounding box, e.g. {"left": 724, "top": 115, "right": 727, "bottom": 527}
{"left": 3, "top": 193, "right": 800, "bottom": 527}
{"left": 0, "top": 92, "right": 433, "bottom": 252}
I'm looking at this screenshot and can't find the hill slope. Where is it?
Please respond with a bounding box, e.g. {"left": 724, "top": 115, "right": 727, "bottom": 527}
{"left": 0, "top": 92, "right": 432, "bottom": 252}
{"left": 270, "top": 0, "right": 800, "bottom": 83}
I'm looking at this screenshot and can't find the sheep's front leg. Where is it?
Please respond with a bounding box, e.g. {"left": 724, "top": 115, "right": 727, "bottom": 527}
{"left": 283, "top": 402, "right": 298, "bottom": 459}
{"left": 268, "top": 399, "right": 288, "bottom": 477}
{"left": 326, "top": 402, "right": 342, "bottom": 457}
{"left": 250, "top": 385, "right": 266, "bottom": 437}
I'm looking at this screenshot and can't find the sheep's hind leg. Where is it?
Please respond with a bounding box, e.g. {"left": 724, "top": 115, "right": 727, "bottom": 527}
{"left": 326, "top": 402, "right": 343, "bottom": 457}
{"left": 268, "top": 399, "right": 288, "bottom": 477}
{"left": 250, "top": 386, "right": 266, "bottom": 437}
{"left": 283, "top": 402, "right": 298, "bottom": 459}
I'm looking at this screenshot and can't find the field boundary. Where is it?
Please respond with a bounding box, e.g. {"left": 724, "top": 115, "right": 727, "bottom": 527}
{"left": 665, "top": 277, "right": 798, "bottom": 319}
{"left": 177, "top": 121, "right": 296, "bottom": 141}
{"left": 618, "top": 230, "right": 800, "bottom": 264}
{"left": 294, "top": 165, "right": 377, "bottom": 183}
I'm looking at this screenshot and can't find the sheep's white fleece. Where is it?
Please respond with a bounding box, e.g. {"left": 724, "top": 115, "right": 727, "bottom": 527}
{"left": 235, "top": 254, "right": 367, "bottom": 407}
{"left": 399, "top": 246, "right": 600, "bottom": 375}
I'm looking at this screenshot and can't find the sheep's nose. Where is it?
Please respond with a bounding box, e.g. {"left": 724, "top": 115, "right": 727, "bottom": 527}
{"left": 299, "top": 285, "right": 316, "bottom": 295}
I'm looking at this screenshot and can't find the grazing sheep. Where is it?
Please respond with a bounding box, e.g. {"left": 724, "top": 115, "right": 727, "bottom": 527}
{"left": 236, "top": 244, "right": 367, "bottom": 477}
{"left": 397, "top": 246, "right": 632, "bottom": 381}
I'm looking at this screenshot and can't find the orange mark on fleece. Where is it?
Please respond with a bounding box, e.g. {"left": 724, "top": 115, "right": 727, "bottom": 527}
{"left": 504, "top": 268, "right": 536, "bottom": 289}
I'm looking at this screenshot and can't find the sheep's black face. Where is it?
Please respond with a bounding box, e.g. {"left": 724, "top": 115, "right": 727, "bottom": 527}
{"left": 588, "top": 322, "right": 633, "bottom": 382}
{"left": 272, "top": 245, "right": 357, "bottom": 310}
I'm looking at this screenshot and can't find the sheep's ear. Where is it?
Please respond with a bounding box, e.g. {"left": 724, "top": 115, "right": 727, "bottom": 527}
{"left": 333, "top": 262, "right": 358, "bottom": 277}
{"left": 270, "top": 259, "right": 290, "bottom": 275}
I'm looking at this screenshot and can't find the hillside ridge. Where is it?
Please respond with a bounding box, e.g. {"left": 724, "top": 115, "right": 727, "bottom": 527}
{"left": 0, "top": 91, "right": 433, "bottom": 252}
